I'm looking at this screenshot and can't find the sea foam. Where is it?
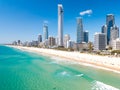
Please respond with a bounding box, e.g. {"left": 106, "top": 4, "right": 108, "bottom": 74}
{"left": 92, "top": 81, "right": 119, "bottom": 90}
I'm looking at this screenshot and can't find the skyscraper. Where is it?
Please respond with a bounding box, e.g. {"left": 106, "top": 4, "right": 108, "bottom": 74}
{"left": 76, "top": 17, "right": 84, "bottom": 43}
{"left": 83, "top": 31, "right": 89, "bottom": 43}
{"left": 101, "top": 25, "right": 107, "bottom": 34}
{"left": 43, "top": 23, "right": 48, "bottom": 41}
{"left": 110, "top": 26, "right": 119, "bottom": 41}
{"left": 106, "top": 14, "right": 115, "bottom": 44}
{"left": 94, "top": 33, "right": 107, "bottom": 51}
{"left": 58, "top": 4, "right": 63, "bottom": 47}
{"left": 110, "top": 26, "right": 119, "bottom": 46}
{"left": 38, "top": 34, "right": 42, "bottom": 43}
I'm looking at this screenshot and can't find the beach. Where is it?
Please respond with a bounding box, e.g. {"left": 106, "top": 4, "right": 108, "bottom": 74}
{"left": 9, "top": 45, "right": 120, "bottom": 73}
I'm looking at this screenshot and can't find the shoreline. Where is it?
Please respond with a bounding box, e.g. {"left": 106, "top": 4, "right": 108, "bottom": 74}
{"left": 8, "top": 45, "right": 120, "bottom": 74}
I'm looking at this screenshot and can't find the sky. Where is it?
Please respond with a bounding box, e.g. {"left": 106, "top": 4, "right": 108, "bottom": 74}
{"left": 0, "top": 0, "right": 120, "bottom": 44}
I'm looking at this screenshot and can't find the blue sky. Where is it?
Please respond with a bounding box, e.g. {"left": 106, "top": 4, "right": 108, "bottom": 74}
{"left": 0, "top": 0, "right": 120, "bottom": 44}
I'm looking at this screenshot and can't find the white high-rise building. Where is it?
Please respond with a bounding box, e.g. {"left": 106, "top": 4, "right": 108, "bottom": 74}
{"left": 110, "top": 26, "right": 119, "bottom": 46}
{"left": 94, "top": 33, "right": 107, "bottom": 51}
{"left": 64, "top": 34, "right": 70, "bottom": 48}
{"left": 58, "top": 4, "right": 63, "bottom": 46}
{"left": 110, "top": 26, "right": 119, "bottom": 41}
{"left": 67, "top": 40, "right": 74, "bottom": 48}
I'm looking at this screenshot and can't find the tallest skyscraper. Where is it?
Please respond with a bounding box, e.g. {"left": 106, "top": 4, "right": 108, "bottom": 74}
{"left": 58, "top": 4, "right": 63, "bottom": 47}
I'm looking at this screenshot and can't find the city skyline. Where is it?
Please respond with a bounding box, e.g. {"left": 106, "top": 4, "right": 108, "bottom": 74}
{"left": 0, "top": 0, "right": 120, "bottom": 44}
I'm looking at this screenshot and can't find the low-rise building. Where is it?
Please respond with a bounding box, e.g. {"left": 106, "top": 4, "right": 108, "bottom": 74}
{"left": 112, "top": 38, "right": 120, "bottom": 50}
{"left": 64, "top": 34, "right": 70, "bottom": 48}
{"left": 48, "top": 36, "right": 56, "bottom": 47}
{"left": 12, "top": 41, "right": 17, "bottom": 45}
{"left": 31, "top": 40, "right": 38, "bottom": 47}
{"left": 73, "top": 42, "right": 89, "bottom": 51}
{"left": 67, "top": 40, "right": 74, "bottom": 48}
{"left": 38, "top": 34, "right": 42, "bottom": 43}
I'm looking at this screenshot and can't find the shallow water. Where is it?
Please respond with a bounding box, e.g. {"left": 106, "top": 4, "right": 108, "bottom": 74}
{"left": 0, "top": 45, "right": 120, "bottom": 90}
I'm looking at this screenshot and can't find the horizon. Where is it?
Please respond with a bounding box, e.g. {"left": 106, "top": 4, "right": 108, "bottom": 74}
{"left": 0, "top": 0, "right": 120, "bottom": 44}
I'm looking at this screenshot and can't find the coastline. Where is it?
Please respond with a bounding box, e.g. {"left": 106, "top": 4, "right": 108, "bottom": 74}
{"left": 8, "top": 45, "right": 120, "bottom": 74}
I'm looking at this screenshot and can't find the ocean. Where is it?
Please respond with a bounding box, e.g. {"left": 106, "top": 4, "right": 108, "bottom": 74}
{"left": 0, "top": 45, "right": 120, "bottom": 90}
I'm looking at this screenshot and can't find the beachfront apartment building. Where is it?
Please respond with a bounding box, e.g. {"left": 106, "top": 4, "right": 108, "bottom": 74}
{"left": 110, "top": 26, "right": 119, "bottom": 41}
{"left": 111, "top": 38, "right": 120, "bottom": 50}
{"left": 48, "top": 36, "right": 56, "bottom": 47}
{"left": 64, "top": 34, "right": 70, "bottom": 48}
{"left": 94, "top": 33, "right": 107, "bottom": 51}
{"left": 38, "top": 34, "right": 42, "bottom": 43}
{"left": 43, "top": 23, "right": 48, "bottom": 41}
{"left": 83, "top": 31, "right": 89, "bottom": 43}
{"left": 67, "top": 40, "right": 74, "bottom": 48}
{"left": 110, "top": 26, "right": 119, "bottom": 46}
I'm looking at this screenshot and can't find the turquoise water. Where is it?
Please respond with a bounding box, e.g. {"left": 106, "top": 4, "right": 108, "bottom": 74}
{"left": 0, "top": 45, "right": 120, "bottom": 90}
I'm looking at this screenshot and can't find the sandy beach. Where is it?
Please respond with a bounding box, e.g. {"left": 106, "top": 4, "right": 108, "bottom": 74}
{"left": 9, "top": 45, "right": 120, "bottom": 73}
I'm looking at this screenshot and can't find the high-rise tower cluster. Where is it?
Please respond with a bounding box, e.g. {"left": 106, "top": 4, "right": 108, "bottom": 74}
{"left": 94, "top": 14, "right": 119, "bottom": 51}
{"left": 16, "top": 4, "right": 120, "bottom": 51}
{"left": 102, "top": 14, "right": 119, "bottom": 45}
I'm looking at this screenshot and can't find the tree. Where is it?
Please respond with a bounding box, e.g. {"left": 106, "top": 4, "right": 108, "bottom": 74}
{"left": 88, "top": 42, "right": 93, "bottom": 52}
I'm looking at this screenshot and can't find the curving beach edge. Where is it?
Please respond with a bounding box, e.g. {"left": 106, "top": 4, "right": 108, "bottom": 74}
{"left": 8, "top": 45, "right": 120, "bottom": 74}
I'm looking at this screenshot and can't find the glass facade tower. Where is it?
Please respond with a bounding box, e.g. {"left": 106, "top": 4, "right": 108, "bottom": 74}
{"left": 76, "top": 17, "right": 84, "bottom": 43}
{"left": 43, "top": 23, "right": 48, "bottom": 41}
{"left": 106, "top": 14, "right": 115, "bottom": 44}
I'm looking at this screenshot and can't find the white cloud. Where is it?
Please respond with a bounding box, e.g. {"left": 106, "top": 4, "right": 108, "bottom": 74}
{"left": 80, "top": 9, "right": 92, "bottom": 16}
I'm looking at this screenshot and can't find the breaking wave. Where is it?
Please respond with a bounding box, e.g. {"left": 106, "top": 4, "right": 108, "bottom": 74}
{"left": 91, "top": 81, "right": 119, "bottom": 90}
{"left": 75, "top": 74, "right": 84, "bottom": 77}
